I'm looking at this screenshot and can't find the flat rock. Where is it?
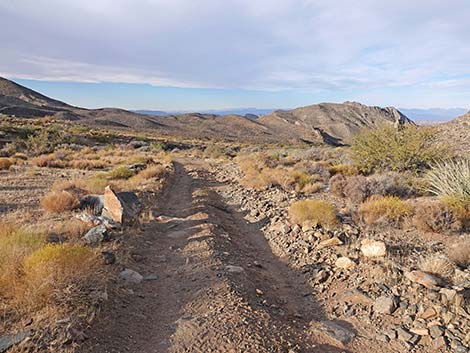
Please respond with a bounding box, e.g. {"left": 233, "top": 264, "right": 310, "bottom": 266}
{"left": 226, "top": 265, "right": 245, "bottom": 273}
{"left": 360, "top": 239, "right": 386, "bottom": 257}
{"left": 405, "top": 270, "right": 443, "bottom": 289}
{"left": 119, "top": 268, "right": 144, "bottom": 284}
{"left": 0, "top": 331, "right": 31, "bottom": 352}
{"left": 373, "top": 296, "right": 397, "bottom": 314}
{"left": 316, "top": 320, "right": 355, "bottom": 346}
{"left": 318, "top": 236, "right": 343, "bottom": 249}
{"left": 341, "top": 289, "right": 373, "bottom": 305}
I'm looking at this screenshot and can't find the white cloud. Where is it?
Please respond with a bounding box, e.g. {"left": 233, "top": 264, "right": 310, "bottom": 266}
{"left": 1, "top": 0, "right": 469, "bottom": 104}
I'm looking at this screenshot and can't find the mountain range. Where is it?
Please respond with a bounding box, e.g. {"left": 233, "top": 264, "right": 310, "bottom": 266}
{"left": 1, "top": 76, "right": 457, "bottom": 146}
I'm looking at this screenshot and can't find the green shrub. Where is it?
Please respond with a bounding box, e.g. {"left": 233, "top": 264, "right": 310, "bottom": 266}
{"left": 350, "top": 125, "right": 446, "bottom": 173}
{"left": 359, "top": 196, "right": 413, "bottom": 225}
{"left": 107, "top": 166, "right": 135, "bottom": 180}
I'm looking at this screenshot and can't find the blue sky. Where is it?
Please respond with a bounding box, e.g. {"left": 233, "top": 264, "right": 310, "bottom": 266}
{"left": 1, "top": 0, "right": 469, "bottom": 110}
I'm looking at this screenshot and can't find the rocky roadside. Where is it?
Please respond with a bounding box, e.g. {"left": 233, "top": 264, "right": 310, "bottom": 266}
{"left": 209, "top": 160, "right": 470, "bottom": 353}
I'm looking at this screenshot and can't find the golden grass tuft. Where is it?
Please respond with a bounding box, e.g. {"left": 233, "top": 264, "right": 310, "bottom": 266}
{"left": 107, "top": 166, "right": 135, "bottom": 180}
{"left": 41, "top": 191, "right": 79, "bottom": 213}
{"left": 289, "top": 199, "right": 338, "bottom": 228}
{"left": 359, "top": 196, "right": 413, "bottom": 225}
{"left": 23, "top": 244, "right": 99, "bottom": 308}
{"left": 0, "top": 222, "right": 46, "bottom": 297}
{"left": 0, "top": 157, "right": 13, "bottom": 170}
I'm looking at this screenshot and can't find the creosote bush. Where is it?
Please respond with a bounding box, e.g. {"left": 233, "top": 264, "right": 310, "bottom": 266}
{"left": 41, "top": 191, "right": 79, "bottom": 213}
{"left": 359, "top": 196, "right": 413, "bottom": 225}
{"left": 289, "top": 199, "right": 338, "bottom": 228}
{"left": 350, "top": 125, "right": 446, "bottom": 173}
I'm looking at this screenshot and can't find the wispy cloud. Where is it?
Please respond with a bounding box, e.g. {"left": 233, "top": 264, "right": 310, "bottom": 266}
{"left": 0, "top": 0, "right": 469, "bottom": 106}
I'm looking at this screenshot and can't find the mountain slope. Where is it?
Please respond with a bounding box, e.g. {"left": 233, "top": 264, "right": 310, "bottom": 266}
{"left": 436, "top": 111, "right": 470, "bottom": 155}
{"left": 258, "top": 101, "right": 413, "bottom": 145}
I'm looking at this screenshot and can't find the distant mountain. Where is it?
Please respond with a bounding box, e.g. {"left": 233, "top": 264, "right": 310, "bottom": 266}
{"left": 399, "top": 108, "right": 468, "bottom": 124}
{"left": 0, "top": 77, "right": 414, "bottom": 145}
{"left": 258, "top": 101, "right": 413, "bottom": 145}
{"left": 134, "top": 108, "right": 276, "bottom": 117}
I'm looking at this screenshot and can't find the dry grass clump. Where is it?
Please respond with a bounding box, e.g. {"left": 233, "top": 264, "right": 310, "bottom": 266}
{"left": 23, "top": 244, "right": 99, "bottom": 309}
{"left": 41, "top": 191, "right": 79, "bottom": 213}
{"left": 329, "top": 163, "right": 359, "bottom": 176}
{"left": 0, "top": 223, "right": 46, "bottom": 297}
{"left": 32, "top": 154, "right": 65, "bottom": 168}
{"left": 289, "top": 200, "right": 338, "bottom": 228}
{"left": 419, "top": 255, "right": 455, "bottom": 280}
{"left": 447, "top": 239, "right": 470, "bottom": 268}
{"left": 85, "top": 173, "right": 109, "bottom": 194}
{"left": 132, "top": 165, "right": 166, "bottom": 181}
{"left": 413, "top": 199, "right": 461, "bottom": 233}
{"left": 359, "top": 196, "right": 413, "bottom": 225}
{"left": 0, "top": 157, "right": 13, "bottom": 170}
{"left": 69, "top": 159, "right": 108, "bottom": 170}
{"left": 350, "top": 125, "right": 446, "bottom": 173}
{"left": 52, "top": 179, "right": 88, "bottom": 193}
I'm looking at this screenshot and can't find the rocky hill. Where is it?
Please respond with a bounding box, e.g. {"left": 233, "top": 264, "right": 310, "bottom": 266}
{"left": 436, "top": 111, "right": 470, "bottom": 155}
{"left": 258, "top": 102, "right": 414, "bottom": 145}
{"left": 0, "top": 77, "right": 413, "bottom": 145}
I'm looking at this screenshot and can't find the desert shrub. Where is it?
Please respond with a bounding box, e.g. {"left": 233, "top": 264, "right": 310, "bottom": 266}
{"left": 52, "top": 179, "right": 88, "bottom": 193}
{"left": 41, "top": 191, "right": 79, "bottom": 213}
{"left": 350, "top": 125, "right": 446, "bottom": 173}
{"left": 286, "top": 170, "right": 312, "bottom": 191}
{"left": 205, "top": 145, "right": 225, "bottom": 159}
{"left": 419, "top": 255, "right": 455, "bottom": 280}
{"left": 289, "top": 200, "right": 338, "bottom": 228}
{"left": 447, "top": 239, "right": 470, "bottom": 268}
{"left": 343, "top": 175, "right": 370, "bottom": 202}
{"left": 301, "top": 182, "right": 324, "bottom": 194}
{"left": 32, "top": 154, "right": 65, "bottom": 168}
{"left": 107, "top": 166, "right": 135, "bottom": 180}
{"left": 0, "top": 157, "right": 13, "bottom": 170}
{"left": 425, "top": 159, "right": 470, "bottom": 204}
{"left": 24, "top": 127, "right": 66, "bottom": 156}
{"left": 329, "top": 174, "right": 347, "bottom": 197}
{"left": 413, "top": 200, "right": 462, "bottom": 233}
{"left": 329, "top": 164, "right": 359, "bottom": 176}
{"left": 23, "top": 244, "right": 98, "bottom": 308}
{"left": 359, "top": 196, "right": 413, "bottom": 225}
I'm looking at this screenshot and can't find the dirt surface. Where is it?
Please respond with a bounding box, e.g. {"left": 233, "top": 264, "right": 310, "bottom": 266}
{"left": 79, "top": 160, "right": 354, "bottom": 353}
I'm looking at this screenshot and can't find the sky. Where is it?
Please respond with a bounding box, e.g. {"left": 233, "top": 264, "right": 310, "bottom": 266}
{"left": 1, "top": 0, "right": 469, "bottom": 110}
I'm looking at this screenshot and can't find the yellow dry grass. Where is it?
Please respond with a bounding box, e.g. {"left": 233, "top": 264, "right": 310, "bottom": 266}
{"left": 289, "top": 199, "right": 338, "bottom": 228}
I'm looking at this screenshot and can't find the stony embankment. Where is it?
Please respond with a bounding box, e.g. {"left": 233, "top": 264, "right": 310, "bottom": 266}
{"left": 210, "top": 160, "right": 470, "bottom": 353}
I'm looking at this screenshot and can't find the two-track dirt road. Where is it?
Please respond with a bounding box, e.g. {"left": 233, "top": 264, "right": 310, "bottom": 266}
{"left": 79, "top": 160, "right": 349, "bottom": 353}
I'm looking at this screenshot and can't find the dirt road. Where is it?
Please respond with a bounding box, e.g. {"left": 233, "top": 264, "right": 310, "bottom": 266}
{"left": 80, "top": 160, "right": 348, "bottom": 353}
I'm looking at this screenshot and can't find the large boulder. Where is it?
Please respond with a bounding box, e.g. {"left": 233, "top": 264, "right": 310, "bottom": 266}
{"left": 102, "top": 186, "right": 141, "bottom": 224}
{"left": 79, "top": 195, "right": 104, "bottom": 215}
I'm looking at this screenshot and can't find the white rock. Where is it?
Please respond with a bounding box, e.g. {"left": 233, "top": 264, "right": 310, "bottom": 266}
{"left": 360, "top": 239, "right": 387, "bottom": 257}
{"left": 335, "top": 257, "right": 356, "bottom": 270}
{"left": 226, "top": 265, "right": 244, "bottom": 273}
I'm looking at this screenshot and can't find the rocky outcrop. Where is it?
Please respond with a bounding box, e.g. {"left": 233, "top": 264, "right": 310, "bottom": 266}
{"left": 102, "top": 186, "right": 141, "bottom": 225}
